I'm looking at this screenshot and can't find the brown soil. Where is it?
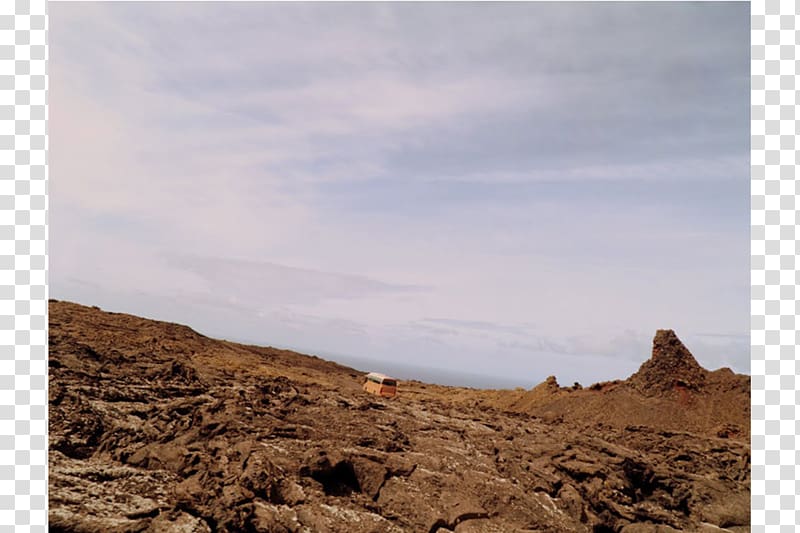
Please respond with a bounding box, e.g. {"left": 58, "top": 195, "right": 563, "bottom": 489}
{"left": 49, "top": 300, "right": 750, "bottom": 533}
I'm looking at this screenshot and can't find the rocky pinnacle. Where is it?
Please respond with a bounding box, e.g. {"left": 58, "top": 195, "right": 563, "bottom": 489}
{"left": 628, "top": 329, "right": 707, "bottom": 395}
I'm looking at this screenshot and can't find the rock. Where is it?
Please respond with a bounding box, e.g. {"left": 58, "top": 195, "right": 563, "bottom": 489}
{"left": 557, "top": 483, "right": 585, "bottom": 520}
{"left": 454, "top": 518, "right": 509, "bottom": 532}
{"left": 349, "top": 456, "right": 388, "bottom": 500}
{"left": 690, "top": 480, "right": 750, "bottom": 529}
{"left": 620, "top": 524, "right": 681, "bottom": 533}
{"left": 628, "top": 329, "right": 707, "bottom": 395}
{"left": 240, "top": 446, "right": 281, "bottom": 500}
{"left": 275, "top": 480, "right": 306, "bottom": 506}
{"left": 148, "top": 510, "right": 212, "bottom": 533}
{"left": 535, "top": 375, "right": 562, "bottom": 394}
{"left": 48, "top": 301, "right": 750, "bottom": 533}
{"left": 249, "top": 502, "right": 301, "bottom": 533}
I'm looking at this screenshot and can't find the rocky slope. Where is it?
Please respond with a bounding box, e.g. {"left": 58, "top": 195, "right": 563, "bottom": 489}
{"left": 476, "top": 330, "right": 750, "bottom": 441}
{"left": 49, "top": 301, "right": 750, "bottom": 532}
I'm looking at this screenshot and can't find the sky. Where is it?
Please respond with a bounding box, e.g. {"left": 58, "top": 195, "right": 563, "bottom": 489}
{"left": 49, "top": 2, "right": 750, "bottom": 388}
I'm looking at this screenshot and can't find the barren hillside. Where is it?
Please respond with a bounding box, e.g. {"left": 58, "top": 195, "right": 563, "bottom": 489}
{"left": 49, "top": 300, "right": 750, "bottom": 533}
{"left": 472, "top": 330, "right": 749, "bottom": 440}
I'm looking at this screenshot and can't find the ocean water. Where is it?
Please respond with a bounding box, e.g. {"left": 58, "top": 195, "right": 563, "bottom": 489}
{"left": 227, "top": 337, "right": 532, "bottom": 390}
{"left": 321, "top": 353, "right": 530, "bottom": 390}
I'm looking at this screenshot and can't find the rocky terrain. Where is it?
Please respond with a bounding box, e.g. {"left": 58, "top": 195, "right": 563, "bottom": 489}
{"left": 49, "top": 300, "right": 750, "bottom": 532}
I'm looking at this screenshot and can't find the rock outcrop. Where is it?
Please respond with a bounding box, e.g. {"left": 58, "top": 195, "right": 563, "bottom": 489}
{"left": 49, "top": 301, "right": 750, "bottom": 532}
{"left": 481, "top": 330, "right": 749, "bottom": 441}
{"left": 628, "top": 329, "right": 707, "bottom": 395}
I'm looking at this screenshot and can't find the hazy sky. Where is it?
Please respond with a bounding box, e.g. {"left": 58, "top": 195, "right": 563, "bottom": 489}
{"left": 50, "top": 2, "right": 750, "bottom": 387}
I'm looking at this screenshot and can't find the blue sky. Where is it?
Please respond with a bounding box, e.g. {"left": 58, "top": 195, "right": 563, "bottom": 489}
{"left": 50, "top": 2, "right": 750, "bottom": 387}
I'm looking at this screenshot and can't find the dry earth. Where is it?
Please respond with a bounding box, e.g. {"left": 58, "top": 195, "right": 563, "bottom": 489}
{"left": 49, "top": 300, "right": 750, "bottom": 532}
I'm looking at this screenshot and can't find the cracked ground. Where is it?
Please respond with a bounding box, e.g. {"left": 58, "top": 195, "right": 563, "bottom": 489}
{"left": 49, "top": 301, "right": 750, "bottom": 533}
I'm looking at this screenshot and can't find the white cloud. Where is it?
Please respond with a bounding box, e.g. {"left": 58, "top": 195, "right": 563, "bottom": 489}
{"left": 49, "top": 2, "right": 749, "bottom": 386}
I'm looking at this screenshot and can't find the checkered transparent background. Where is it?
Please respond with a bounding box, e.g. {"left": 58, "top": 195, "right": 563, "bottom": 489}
{"left": 1, "top": 0, "right": 47, "bottom": 530}
{"left": 0, "top": 0, "right": 793, "bottom": 530}
{"left": 751, "top": 0, "right": 799, "bottom": 531}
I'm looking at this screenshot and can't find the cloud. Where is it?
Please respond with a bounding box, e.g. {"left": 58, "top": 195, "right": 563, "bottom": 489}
{"left": 418, "top": 318, "right": 538, "bottom": 336}
{"left": 49, "top": 2, "right": 749, "bottom": 386}
{"left": 51, "top": 2, "right": 749, "bottom": 190}
{"left": 163, "top": 253, "right": 428, "bottom": 308}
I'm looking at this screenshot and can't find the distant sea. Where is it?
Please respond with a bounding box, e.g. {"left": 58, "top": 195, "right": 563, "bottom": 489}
{"left": 226, "top": 338, "right": 531, "bottom": 390}
{"left": 331, "top": 354, "right": 529, "bottom": 390}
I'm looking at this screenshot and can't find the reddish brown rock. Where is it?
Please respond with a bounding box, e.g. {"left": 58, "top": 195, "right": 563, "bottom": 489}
{"left": 48, "top": 300, "right": 750, "bottom": 532}
{"left": 629, "top": 329, "right": 707, "bottom": 395}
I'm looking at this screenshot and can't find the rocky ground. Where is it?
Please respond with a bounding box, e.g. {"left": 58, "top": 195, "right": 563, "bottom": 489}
{"left": 49, "top": 300, "right": 750, "bottom": 532}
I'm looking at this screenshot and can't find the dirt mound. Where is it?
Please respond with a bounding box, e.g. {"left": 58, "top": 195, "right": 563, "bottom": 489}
{"left": 49, "top": 300, "right": 750, "bottom": 532}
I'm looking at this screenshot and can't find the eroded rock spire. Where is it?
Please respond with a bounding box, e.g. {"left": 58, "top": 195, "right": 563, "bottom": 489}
{"left": 628, "top": 329, "right": 706, "bottom": 395}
